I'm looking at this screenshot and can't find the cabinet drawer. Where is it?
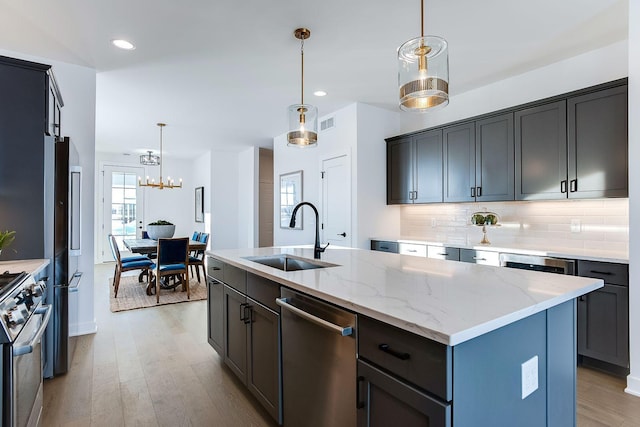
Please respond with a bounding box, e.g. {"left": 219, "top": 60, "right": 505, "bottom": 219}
{"left": 399, "top": 243, "right": 427, "bottom": 257}
{"left": 427, "top": 246, "right": 460, "bottom": 261}
{"left": 223, "top": 263, "right": 247, "bottom": 293}
{"left": 371, "top": 240, "right": 399, "bottom": 253}
{"left": 460, "top": 249, "right": 500, "bottom": 266}
{"left": 577, "top": 260, "right": 628, "bottom": 286}
{"left": 206, "top": 257, "right": 224, "bottom": 282}
{"left": 358, "top": 316, "right": 452, "bottom": 401}
{"left": 247, "top": 273, "right": 280, "bottom": 312}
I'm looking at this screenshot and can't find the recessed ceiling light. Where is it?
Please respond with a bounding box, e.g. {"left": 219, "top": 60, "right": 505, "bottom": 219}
{"left": 112, "top": 39, "right": 136, "bottom": 50}
{"left": 314, "top": 90, "right": 327, "bottom": 97}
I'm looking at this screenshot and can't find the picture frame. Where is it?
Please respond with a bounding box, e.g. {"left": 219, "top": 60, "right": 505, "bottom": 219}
{"left": 280, "top": 170, "right": 303, "bottom": 229}
{"left": 195, "top": 186, "right": 204, "bottom": 223}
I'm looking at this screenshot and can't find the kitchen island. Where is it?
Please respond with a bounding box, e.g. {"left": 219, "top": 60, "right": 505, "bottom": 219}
{"left": 206, "top": 246, "right": 603, "bottom": 426}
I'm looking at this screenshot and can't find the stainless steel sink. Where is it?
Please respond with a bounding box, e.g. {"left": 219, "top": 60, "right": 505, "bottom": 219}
{"left": 243, "top": 255, "right": 338, "bottom": 272}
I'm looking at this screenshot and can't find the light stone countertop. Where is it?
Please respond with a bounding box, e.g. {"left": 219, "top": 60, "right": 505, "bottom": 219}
{"left": 207, "top": 246, "right": 602, "bottom": 346}
{"left": 0, "top": 258, "right": 49, "bottom": 276}
{"left": 371, "top": 237, "right": 629, "bottom": 264}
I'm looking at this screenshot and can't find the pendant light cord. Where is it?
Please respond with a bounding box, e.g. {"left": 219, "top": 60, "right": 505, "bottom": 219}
{"left": 300, "top": 37, "right": 305, "bottom": 106}
{"left": 159, "top": 124, "right": 163, "bottom": 181}
{"left": 421, "top": 0, "right": 424, "bottom": 38}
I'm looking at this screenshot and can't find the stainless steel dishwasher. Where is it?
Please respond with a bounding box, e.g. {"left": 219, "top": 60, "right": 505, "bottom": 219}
{"left": 276, "top": 288, "right": 357, "bottom": 427}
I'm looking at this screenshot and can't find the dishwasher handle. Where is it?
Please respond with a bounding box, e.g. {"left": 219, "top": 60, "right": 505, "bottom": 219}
{"left": 276, "top": 297, "right": 353, "bottom": 337}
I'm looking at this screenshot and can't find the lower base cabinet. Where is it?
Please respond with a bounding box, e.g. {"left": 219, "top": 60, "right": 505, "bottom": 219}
{"left": 207, "top": 277, "right": 224, "bottom": 356}
{"left": 357, "top": 360, "right": 451, "bottom": 427}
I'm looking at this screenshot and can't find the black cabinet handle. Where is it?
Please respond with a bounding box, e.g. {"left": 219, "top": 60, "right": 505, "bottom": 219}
{"left": 579, "top": 296, "right": 585, "bottom": 302}
{"left": 413, "top": 191, "right": 418, "bottom": 200}
{"left": 570, "top": 179, "right": 578, "bottom": 192}
{"left": 561, "top": 180, "right": 567, "bottom": 193}
{"left": 378, "top": 343, "right": 411, "bottom": 360}
{"left": 476, "top": 186, "right": 482, "bottom": 197}
{"left": 471, "top": 187, "right": 476, "bottom": 198}
{"left": 590, "top": 270, "right": 613, "bottom": 276}
{"left": 239, "top": 303, "right": 248, "bottom": 322}
{"left": 438, "top": 253, "right": 449, "bottom": 256}
{"left": 243, "top": 305, "right": 253, "bottom": 324}
{"left": 380, "top": 246, "right": 389, "bottom": 250}
{"left": 472, "top": 257, "right": 487, "bottom": 261}
{"left": 356, "top": 376, "right": 366, "bottom": 409}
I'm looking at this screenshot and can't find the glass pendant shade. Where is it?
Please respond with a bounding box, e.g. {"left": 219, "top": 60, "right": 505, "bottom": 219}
{"left": 287, "top": 103, "right": 318, "bottom": 147}
{"left": 398, "top": 35, "right": 449, "bottom": 112}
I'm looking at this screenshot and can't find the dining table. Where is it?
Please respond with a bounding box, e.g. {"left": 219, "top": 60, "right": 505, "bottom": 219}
{"left": 123, "top": 238, "right": 207, "bottom": 295}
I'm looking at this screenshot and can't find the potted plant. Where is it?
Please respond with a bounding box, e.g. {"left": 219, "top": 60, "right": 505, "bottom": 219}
{"left": 0, "top": 230, "right": 16, "bottom": 257}
{"left": 146, "top": 220, "right": 175, "bottom": 240}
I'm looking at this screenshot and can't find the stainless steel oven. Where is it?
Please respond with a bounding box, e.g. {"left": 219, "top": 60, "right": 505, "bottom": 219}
{"left": 0, "top": 272, "right": 50, "bottom": 427}
{"left": 499, "top": 253, "right": 576, "bottom": 275}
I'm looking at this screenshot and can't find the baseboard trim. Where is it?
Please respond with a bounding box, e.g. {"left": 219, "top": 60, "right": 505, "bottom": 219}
{"left": 625, "top": 374, "right": 640, "bottom": 397}
{"left": 70, "top": 319, "right": 98, "bottom": 336}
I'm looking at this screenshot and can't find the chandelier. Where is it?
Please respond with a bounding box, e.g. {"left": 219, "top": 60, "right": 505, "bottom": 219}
{"left": 139, "top": 150, "right": 160, "bottom": 166}
{"left": 287, "top": 28, "right": 318, "bottom": 147}
{"left": 397, "top": 0, "right": 449, "bottom": 112}
{"left": 138, "top": 123, "right": 182, "bottom": 189}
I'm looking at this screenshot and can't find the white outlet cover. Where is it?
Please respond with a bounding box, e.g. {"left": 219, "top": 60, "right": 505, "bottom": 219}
{"left": 521, "top": 355, "right": 539, "bottom": 399}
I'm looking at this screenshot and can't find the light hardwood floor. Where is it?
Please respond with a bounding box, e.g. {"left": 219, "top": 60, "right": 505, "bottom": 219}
{"left": 43, "top": 263, "right": 640, "bottom": 426}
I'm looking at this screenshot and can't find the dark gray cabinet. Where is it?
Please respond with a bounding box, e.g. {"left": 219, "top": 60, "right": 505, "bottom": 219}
{"left": 224, "top": 284, "right": 248, "bottom": 380}
{"left": 370, "top": 240, "right": 399, "bottom": 253}
{"left": 577, "top": 261, "right": 629, "bottom": 373}
{"left": 515, "top": 100, "right": 568, "bottom": 200}
{"left": 427, "top": 246, "right": 460, "bottom": 261}
{"left": 459, "top": 249, "right": 500, "bottom": 266}
{"left": 206, "top": 256, "right": 224, "bottom": 356}
{"left": 444, "top": 114, "right": 514, "bottom": 203}
{"left": 567, "top": 86, "right": 628, "bottom": 198}
{"left": 387, "top": 130, "right": 443, "bottom": 204}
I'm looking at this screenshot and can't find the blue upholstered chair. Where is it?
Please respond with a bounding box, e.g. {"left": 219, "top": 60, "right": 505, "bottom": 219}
{"left": 155, "top": 237, "right": 190, "bottom": 303}
{"left": 189, "top": 232, "right": 209, "bottom": 283}
{"left": 108, "top": 234, "right": 155, "bottom": 297}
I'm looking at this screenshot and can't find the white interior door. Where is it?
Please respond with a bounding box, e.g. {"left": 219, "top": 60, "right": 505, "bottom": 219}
{"left": 101, "top": 165, "right": 145, "bottom": 262}
{"left": 321, "top": 154, "right": 352, "bottom": 247}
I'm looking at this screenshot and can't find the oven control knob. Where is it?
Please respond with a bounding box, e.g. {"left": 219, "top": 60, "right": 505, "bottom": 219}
{"left": 31, "top": 283, "right": 44, "bottom": 298}
{"left": 5, "top": 307, "right": 25, "bottom": 327}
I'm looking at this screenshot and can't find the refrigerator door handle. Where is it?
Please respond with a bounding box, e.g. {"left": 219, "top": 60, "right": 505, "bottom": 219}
{"left": 53, "top": 271, "right": 82, "bottom": 293}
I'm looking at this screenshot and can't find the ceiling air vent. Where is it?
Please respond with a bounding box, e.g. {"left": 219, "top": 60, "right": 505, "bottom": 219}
{"left": 320, "top": 117, "right": 335, "bottom": 131}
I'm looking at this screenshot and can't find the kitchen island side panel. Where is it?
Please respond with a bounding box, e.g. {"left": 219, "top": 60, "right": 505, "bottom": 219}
{"left": 453, "top": 310, "right": 548, "bottom": 427}
{"left": 547, "top": 300, "right": 576, "bottom": 427}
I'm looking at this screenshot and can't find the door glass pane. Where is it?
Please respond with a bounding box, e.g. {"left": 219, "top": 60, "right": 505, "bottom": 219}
{"left": 111, "top": 172, "right": 138, "bottom": 250}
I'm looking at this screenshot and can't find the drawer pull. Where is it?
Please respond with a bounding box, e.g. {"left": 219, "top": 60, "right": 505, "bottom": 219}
{"left": 438, "top": 253, "right": 449, "bottom": 256}
{"left": 380, "top": 246, "right": 389, "bottom": 250}
{"left": 378, "top": 343, "right": 411, "bottom": 360}
{"left": 408, "top": 250, "right": 417, "bottom": 253}
{"left": 590, "top": 270, "right": 612, "bottom": 276}
{"left": 472, "top": 257, "right": 487, "bottom": 261}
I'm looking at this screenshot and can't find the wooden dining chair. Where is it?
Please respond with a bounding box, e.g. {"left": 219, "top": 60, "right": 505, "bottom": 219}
{"left": 155, "top": 237, "right": 190, "bottom": 303}
{"left": 189, "top": 232, "right": 209, "bottom": 283}
{"left": 108, "top": 234, "right": 155, "bottom": 297}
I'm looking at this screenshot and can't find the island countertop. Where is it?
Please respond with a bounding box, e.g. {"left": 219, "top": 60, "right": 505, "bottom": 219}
{"left": 207, "top": 246, "right": 603, "bottom": 346}
{"left": 0, "top": 258, "right": 49, "bottom": 276}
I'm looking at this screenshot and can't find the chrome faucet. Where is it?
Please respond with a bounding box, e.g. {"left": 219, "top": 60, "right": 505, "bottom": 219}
{"left": 289, "top": 202, "right": 329, "bottom": 259}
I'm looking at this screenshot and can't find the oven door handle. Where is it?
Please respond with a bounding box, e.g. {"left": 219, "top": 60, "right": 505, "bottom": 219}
{"left": 13, "top": 304, "right": 52, "bottom": 357}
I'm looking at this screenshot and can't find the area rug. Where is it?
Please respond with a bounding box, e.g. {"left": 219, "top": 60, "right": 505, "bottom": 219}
{"left": 109, "top": 274, "right": 207, "bottom": 312}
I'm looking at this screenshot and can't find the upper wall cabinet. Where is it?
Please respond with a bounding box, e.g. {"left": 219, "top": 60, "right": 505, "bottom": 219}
{"left": 387, "top": 129, "right": 443, "bottom": 204}
{"left": 567, "top": 86, "right": 628, "bottom": 199}
{"left": 515, "top": 101, "right": 568, "bottom": 200}
{"left": 443, "top": 113, "right": 514, "bottom": 203}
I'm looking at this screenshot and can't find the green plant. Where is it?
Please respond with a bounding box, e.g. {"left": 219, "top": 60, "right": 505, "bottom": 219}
{"left": 0, "top": 230, "right": 16, "bottom": 250}
{"left": 148, "top": 220, "right": 174, "bottom": 226}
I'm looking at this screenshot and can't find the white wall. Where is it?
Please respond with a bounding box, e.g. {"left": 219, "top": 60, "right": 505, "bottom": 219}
{"left": 192, "top": 151, "right": 211, "bottom": 245}
{"left": 210, "top": 150, "right": 240, "bottom": 249}
{"left": 626, "top": 1, "right": 639, "bottom": 397}
{"left": 238, "top": 147, "right": 258, "bottom": 248}
{"left": 0, "top": 48, "right": 97, "bottom": 336}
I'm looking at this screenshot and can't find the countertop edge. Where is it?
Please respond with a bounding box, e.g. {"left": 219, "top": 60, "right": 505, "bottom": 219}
{"left": 0, "top": 258, "right": 50, "bottom": 276}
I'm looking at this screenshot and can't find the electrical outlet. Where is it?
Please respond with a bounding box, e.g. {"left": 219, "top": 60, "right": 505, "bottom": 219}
{"left": 431, "top": 218, "right": 437, "bottom": 228}
{"left": 521, "top": 356, "right": 539, "bottom": 399}
{"left": 571, "top": 219, "right": 581, "bottom": 233}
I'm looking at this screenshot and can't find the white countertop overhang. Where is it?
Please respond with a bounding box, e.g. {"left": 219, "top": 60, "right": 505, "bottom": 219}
{"left": 207, "top": 247, "right": 602, "bottom": 346}
{"left": 0, "top": 258, "right": 50, "bottom": 276}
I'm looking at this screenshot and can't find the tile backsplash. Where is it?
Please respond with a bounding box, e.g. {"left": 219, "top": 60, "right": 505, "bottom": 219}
{"left": 400, "top": 199, "right": 629, "bottom": 252}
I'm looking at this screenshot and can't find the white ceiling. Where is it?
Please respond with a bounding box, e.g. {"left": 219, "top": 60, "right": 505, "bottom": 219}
{"left": 0, "top": 0, "right": 628, "bottom": 158}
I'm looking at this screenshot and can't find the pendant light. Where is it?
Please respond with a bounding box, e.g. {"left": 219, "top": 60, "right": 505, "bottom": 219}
{"left": 398, "top": 0, "right": 449, "bottom": 112}
{"left": 138, "top": 123, "right": 183, "bottom": 189}
{"left": 287, "top": 28, "right": 318, "bottom": 147}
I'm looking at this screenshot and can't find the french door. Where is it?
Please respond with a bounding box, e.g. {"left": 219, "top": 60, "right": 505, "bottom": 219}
{"left": 101, "top": 165, "right": 145, "bottom": 262}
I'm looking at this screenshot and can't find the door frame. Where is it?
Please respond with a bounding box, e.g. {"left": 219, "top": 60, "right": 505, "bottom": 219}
{"left": 319, "top": 151, "right": 352, "bottom": 247}
{"left": 98, "top": 162, "right": 146, "bottom": 263}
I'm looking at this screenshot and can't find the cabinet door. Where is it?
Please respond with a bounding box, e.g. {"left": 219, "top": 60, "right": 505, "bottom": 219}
{"left": 577, "top": 284, "right": 629, "bottom": 368}
{"left": 371, "top": 240, "right": 399, "bottom": 254}
{"left": 387, "top": 137, "right": 413, "bottom": 204}
{"left": 357, "top": 360, "right": 451, "bottom": 427}
{"left": 443, "top": 122, "right": 475, "bottom": 202}
{"left": 475, "top": 113, "right": 514, "bottom": 201}
{"left": 515, "top": 101, "right": 567, "bottom": 200}
{"left": 413, "top": 130, "right": 443, "bottom": 203}
{"left": 247, "top": 299, "right": 282, "bottom": 424}
{"left": 207, "top": 278, "right": 224, "bottom": 356}
{"left": 224, "top": 285, "right": 248, "bottom": 383}
{"left": 567, "top": 85, "right": 628, "bottom": 198}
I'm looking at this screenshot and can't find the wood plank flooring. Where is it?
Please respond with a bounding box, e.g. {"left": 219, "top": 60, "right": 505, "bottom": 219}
{"left": 43, "top": 263, "right": 640, "bottom": 426}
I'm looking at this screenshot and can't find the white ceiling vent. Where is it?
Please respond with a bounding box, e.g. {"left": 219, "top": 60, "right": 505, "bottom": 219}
{"left": 320, "top": 116, "right": 335, "bottom": 132}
